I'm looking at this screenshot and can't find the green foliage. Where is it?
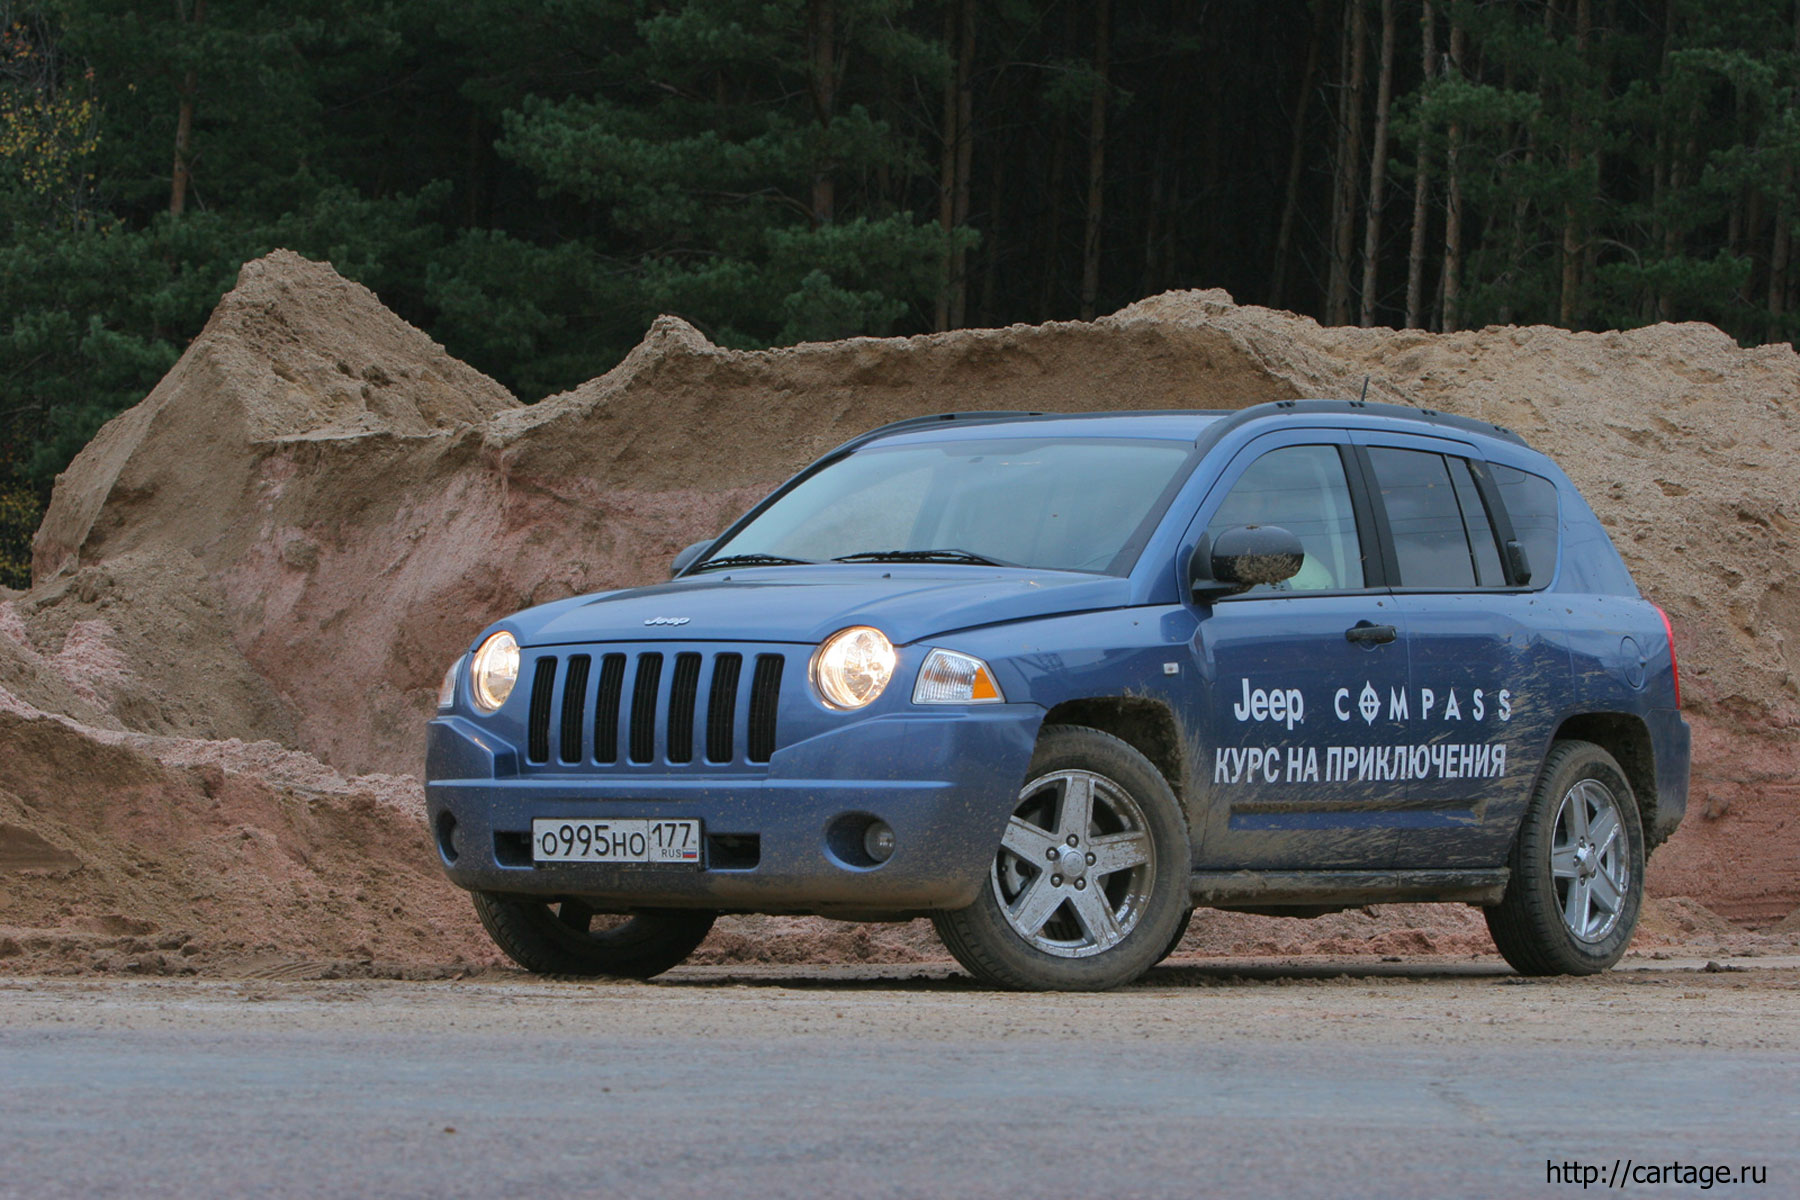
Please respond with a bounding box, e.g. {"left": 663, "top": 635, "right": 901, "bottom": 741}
{"left": 0, "top": 479, "right": 36, "bottom": 588}
{"left": 497, "top": 0, "right": 949, "bottom": 345}
{"left": 1, "top": 0, "right": 965, "bottom": 519}
{"left": 0, "top": 8, "right": 99, "bottom": 228}
{"left": 425, "top": 230, "right": 643, "bottom": 400}
{"left": 4, "top": 0, "right": 1800, "bottom": 567}
{"left": 767, "top": 215, "right": 953, "bottom": 343}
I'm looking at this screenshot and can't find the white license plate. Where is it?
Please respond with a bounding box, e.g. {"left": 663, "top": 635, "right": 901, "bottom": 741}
{"left": 530, "top": 818, "right": 701, "bottom": 864}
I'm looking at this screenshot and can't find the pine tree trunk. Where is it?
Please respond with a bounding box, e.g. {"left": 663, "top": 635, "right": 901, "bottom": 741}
{"left": 1404, "top": 2, "right": 1436, "bottom": 329}
{"left": 1742, "top": 188, "right": 1764, "bottom": 306}
{"left": 949, "top": 0, "right": 975, "bottom": 327}
{"left": 169, "top": 0, "right": 207, "bottom": 218}
{"left": 1559, "top": 0, "right": 1592, "bottom": 327}
{"left": 1143, "top": 141, "right": 1166, "bottom": 298}
{"left": 1327, "top": 0, "right": 1368, "bottom": 325}
{"left": 935, "top": 2, "right": 960, "bottom": 331}
{"left": 1503, "top": 1, "right": 1557, "bottom": 325}
{"left": 1726, "top": 91, "right": 1747, "bottom": 263}
{"left": 1201, "top": 63, "right": 1224, "bottom": 283}
{"left": 1647, "top": 0, "right": 1670, "bottom": 322}
{"left": 808, "top": 0, "right": 837, "bottom": 225}
{"left": 1662, "top": 97, "right": 1701, "bottom": 322}
{"left": 980, "top": 125, "right": 1006, "bottom": 325}
{"left": 1439, "top": 19, "right": 1465, "bottom": 332}
{"left": 1079, "top": 0, "right": 1111, "bottom": 321}
{"left": 1271, "top": 0, "right": 1331, "bottom": 309}
{"left": 1327, "top": 2, "right": 1351, "bottom": 318}
{"left": 1770, "top": 2, "right": 1800, "bottom": 335}
{"left": 1589, "top": 0, "right": 1617, "bottom": 309}
{"left": 1497, "top": 55, "right": 1520, "bottom": 326}
{"left": 1039, "top": 116, "right": 1068, "bottom": 322}
{"left": 1359, "top": 0, "right": 1396, "bottom": 327}
{"left": 1773, "top": 173, "right": 1794, "bottom": 334}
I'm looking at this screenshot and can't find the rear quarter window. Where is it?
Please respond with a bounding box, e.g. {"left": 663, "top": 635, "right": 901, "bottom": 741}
{"left": 1490, "top": 464, "right": 1560, "bottom": 588}
{"left": 1553, "top": 483, "right": 1640, "bottom": 597}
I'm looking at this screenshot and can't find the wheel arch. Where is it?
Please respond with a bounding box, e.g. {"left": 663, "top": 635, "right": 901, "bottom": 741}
{"left": 1040, "top": 695, "right": 1186, "bottom": 808}
{"left": 1549, "top": 711, "right": 1661, "bottom": 848}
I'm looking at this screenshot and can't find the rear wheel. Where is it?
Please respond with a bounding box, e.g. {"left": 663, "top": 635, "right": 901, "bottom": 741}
{"left": 932, "top": 725, "right": 1191, "bottom": 991}
{"left": 1485, "top": 740, "right": 1644, "bottom": 976}
{"left": 472, "top": 892, "right": 715, "bottom": 979}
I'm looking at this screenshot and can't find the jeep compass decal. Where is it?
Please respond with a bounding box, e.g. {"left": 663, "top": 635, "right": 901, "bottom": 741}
{"left": 1213, "top": 742, "right": 1509, "bottom": 785}
{"left": 1217, "top": 678, "right": 1519, "bottom": 786}
{"left": 1233, "top": 677, "right": 1514, "bottom": 728}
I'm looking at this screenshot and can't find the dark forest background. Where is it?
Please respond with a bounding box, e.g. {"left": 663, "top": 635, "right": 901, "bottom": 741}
{"left": 4, "top": 0, "right": 1799, "bottom": 585}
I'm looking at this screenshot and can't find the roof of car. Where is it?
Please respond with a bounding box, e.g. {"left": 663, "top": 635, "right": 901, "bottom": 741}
{"left": 852, "top": 399, "right": 1528, "bottom": 453}
{"left": 864, "top": 410, "right": 1223, "bottom": 446}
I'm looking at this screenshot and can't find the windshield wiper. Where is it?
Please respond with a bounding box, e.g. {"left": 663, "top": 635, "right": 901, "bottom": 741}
{"left": 831, "top": 548, "right": 1013, "bottom": 567}
{"left": 691, "top": 553, "right": 816, "bottom": 572}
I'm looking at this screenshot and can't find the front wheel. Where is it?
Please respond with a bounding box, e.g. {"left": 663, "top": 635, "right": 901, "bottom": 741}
{"left": 472, "top": 893, "right": 715, "bottom": 979}
{"left": 932, "top": 725, "right": 1191, "bottom": 991}
{"left": 1485, "top": 740, "right": 1645, "bottom": 976}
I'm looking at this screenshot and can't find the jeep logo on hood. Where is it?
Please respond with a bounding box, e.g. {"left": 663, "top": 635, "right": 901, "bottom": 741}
{"left": 644, "top": 616, "right": 691, "bottom": 626}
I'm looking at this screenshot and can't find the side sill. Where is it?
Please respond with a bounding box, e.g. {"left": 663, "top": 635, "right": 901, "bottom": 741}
{"left": 1190, "top": 868, "right": 1510, "bottom": 909}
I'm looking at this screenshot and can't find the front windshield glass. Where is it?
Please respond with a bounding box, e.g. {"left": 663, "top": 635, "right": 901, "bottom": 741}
{"left": 703, "top": 436, "right": 1195, "bottom": 575}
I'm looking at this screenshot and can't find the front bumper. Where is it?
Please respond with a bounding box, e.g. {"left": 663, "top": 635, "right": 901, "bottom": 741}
{"left": 424, "top": 705, "right": 1044, "bottom": 914}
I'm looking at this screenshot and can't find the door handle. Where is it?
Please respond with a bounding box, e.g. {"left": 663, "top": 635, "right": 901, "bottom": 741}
{"left": 1345, "top": 621, "right": 1397, "bottom": 645}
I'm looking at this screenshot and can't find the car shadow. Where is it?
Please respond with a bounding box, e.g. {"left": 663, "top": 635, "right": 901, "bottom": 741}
{"left": 646, "top": 955, "right": 1519, "bottom": 990}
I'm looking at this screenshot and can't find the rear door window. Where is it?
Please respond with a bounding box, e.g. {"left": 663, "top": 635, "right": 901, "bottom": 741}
{"left": 1367, "top": 447, "right": 1484, "bottom": 588}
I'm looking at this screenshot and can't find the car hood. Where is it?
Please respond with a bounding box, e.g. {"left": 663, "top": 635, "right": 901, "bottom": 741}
{"left": 507, "top": 566, "right": 1131, "bottom": 648}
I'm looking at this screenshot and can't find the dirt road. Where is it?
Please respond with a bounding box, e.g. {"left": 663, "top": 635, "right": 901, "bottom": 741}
{"left": 2, "top": 956, "right": 1795, "bottom": 1199}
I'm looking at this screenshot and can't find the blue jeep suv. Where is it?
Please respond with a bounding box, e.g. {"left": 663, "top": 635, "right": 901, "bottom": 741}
{"left": 426, "top": 400, "right": 1689, "bottom": 990}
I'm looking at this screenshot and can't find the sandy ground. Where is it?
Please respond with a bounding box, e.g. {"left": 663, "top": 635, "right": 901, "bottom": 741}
{"left": 1, "top": 954, "right": 1795, "bottom": 1199}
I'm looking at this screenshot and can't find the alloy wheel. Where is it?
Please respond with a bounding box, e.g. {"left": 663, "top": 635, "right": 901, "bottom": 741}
{"left": 1550, "top": 778, "right": 1631, "bottom": 944}
{"left": 991, "top": 768, "right": 1156, "bottom": 958}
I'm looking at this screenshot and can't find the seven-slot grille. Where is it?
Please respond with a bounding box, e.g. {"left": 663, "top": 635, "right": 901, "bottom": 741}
{"left": 525, "top": 648, "right": 785, "bottom": 767}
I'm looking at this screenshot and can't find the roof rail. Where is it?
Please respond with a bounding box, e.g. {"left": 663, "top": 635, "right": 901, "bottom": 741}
{"left": 1201, "top": 397, "right": 1528, "bottom": 447}
{"left": 825, "top": 410, "right": 1050, "bottom": 458}
{"left": 834, "top": 400, "right": 1527, "bottom": 460}
{"left": 855, "top": 410, "right": 1048, "bottom": 439}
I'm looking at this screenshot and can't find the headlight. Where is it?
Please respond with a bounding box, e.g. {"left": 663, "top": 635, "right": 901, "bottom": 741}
{"left": 437, "top": 657, "right": 462, "bottom": 710}
{"left": 912, "top": 648, "right": 1004, "bottom": 705}
{"left": 470, "top": 631, "right": 520, "bottom": 713}
{"left": 811, "top": 626, "right": 896, "bottom": 709}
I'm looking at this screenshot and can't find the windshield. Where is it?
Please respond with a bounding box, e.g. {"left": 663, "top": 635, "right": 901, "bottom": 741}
{"left": 702, "top": 435, "right": 1196, "bottom": 575}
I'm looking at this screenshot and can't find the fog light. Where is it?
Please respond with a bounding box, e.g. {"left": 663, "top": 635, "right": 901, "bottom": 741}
{"left": 435, "top": 810, "right": 461, "bottom": 864}
{"left": 863, "top": 821, "right": 896, "bottom": 863}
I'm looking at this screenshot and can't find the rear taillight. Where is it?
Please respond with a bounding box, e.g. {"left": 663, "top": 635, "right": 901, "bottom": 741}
{"left": 1654, "top": 605, "right": 1681, "bottom": 709}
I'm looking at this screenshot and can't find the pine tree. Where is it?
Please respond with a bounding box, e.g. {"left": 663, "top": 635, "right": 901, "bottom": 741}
{"left": 498, "top": 0, "right": 955, "bottom": 347}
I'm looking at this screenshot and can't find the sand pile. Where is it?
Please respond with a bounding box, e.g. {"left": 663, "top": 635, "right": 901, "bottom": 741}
{"left": 3, "top": 250, "right": 1797, "bottom": 976}
{"left": 0, "top": 704, "right": 497, "bottom": 977}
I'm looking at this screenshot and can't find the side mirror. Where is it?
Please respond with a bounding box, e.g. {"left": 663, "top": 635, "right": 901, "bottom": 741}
{"left": 670, "top": 540, "right": 713, "bottom": 578}
{"left": 1190, "top": 525, "right": 1306, "bottom": 596}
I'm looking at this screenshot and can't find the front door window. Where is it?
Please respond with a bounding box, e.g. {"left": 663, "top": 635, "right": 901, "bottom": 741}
{"left": 1204, "top": 444, "right": 1365, "bottom": 592}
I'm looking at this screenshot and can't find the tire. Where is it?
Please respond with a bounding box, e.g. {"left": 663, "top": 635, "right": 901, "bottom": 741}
{"left": 472, "top": 892, "right": 715, "bottom": 980}
{"left": 1156, "top": 907, "right": 1195, "bottom": 966}
{"left": 932, "top": 725, "right": 1192, "bottom": 991}
{"left": 1485, "top": 740, "right": 1645, "bottom": 976}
